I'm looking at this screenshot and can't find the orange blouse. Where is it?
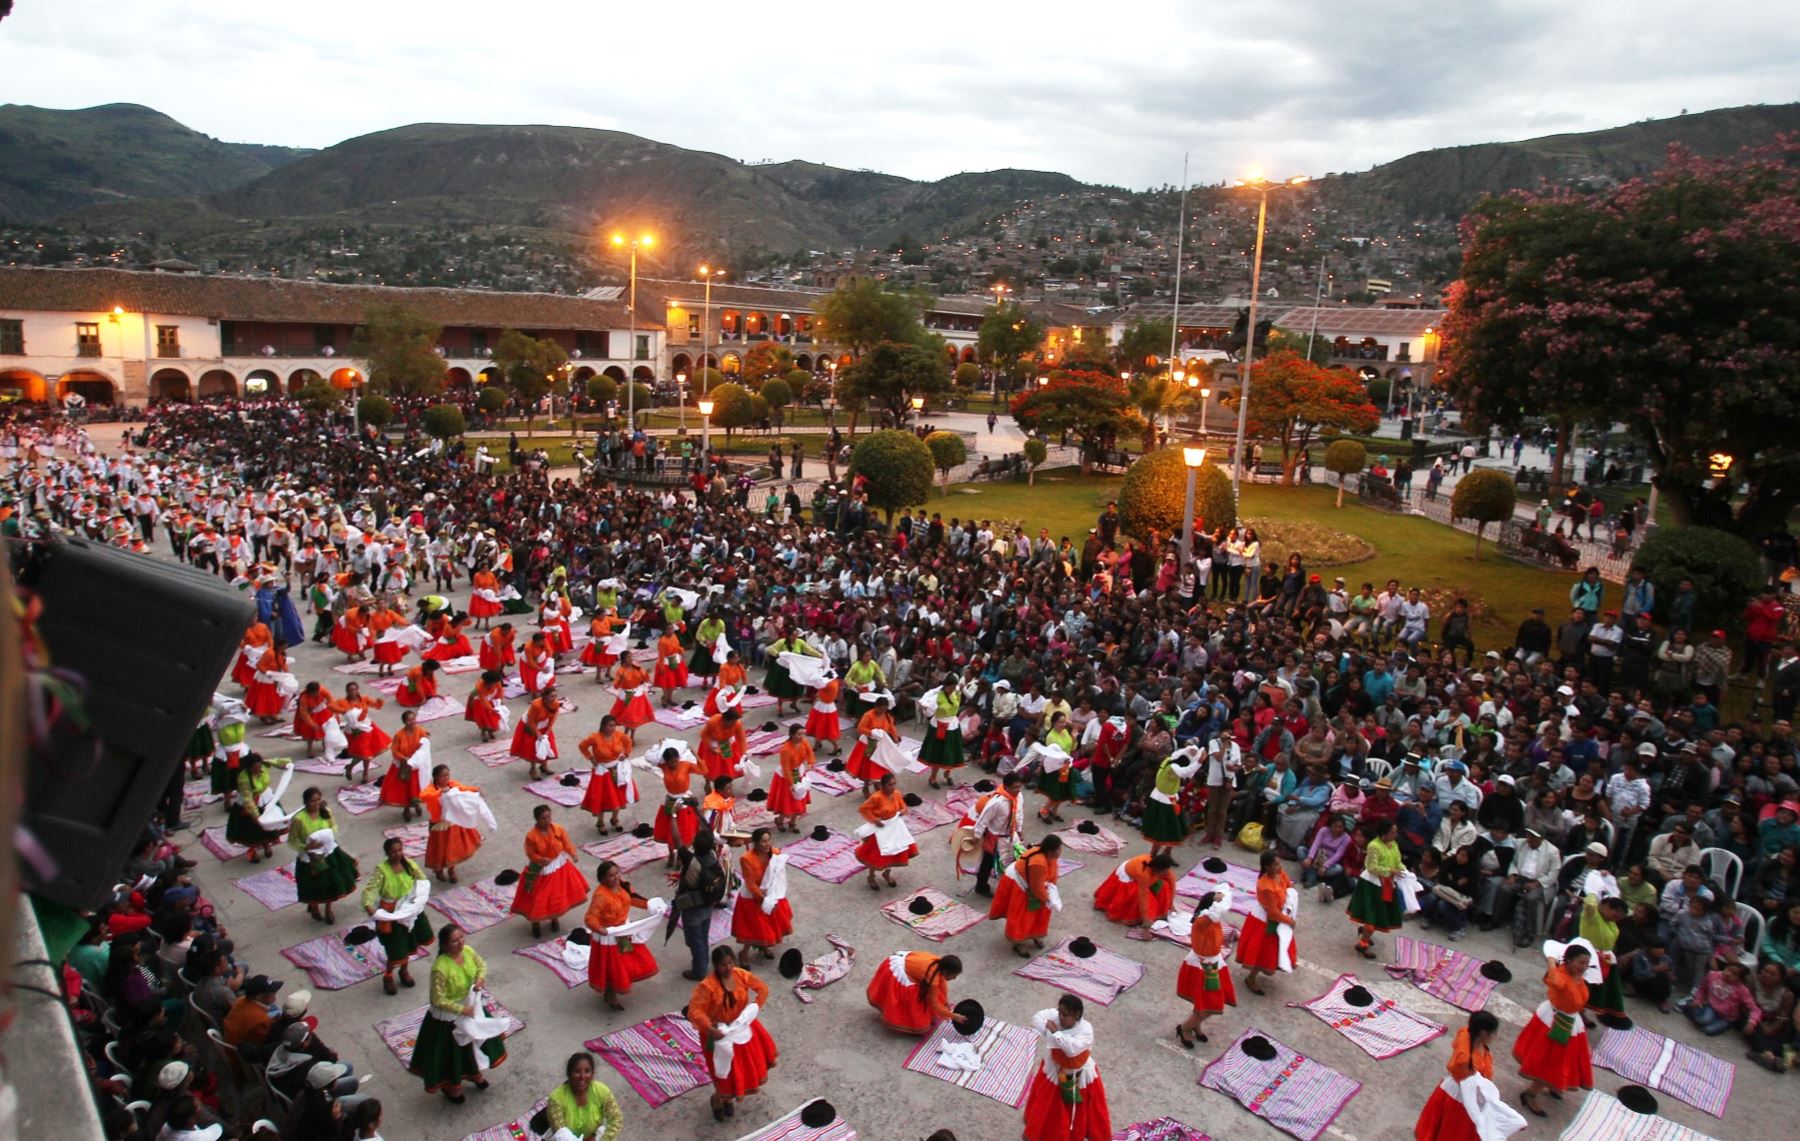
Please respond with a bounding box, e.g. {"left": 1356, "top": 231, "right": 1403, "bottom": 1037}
{"left": 524, "top": 823, "right": 577, "bottom": 865}
{"left": 716, "top": 662, "right": 748, "bottom": 689}
{"left": 404, "top": 665, "right": 435, "bottom": 697}
{"left": 902, "top": 952, "right": 954, "bottom": 1021}
{"left": 483, "top": 628, "right": 516, "bottom": 659}
{"left": 657, "top": 633, "right": 683, "bottom": 668}
{"left": 584, "top": 883, "right": 649, "bottom": 931}
{"left": 580, "top": 727, "right": 631, "bottom": 766}
{"left": 778, "top": 739, "right": 815, "bottom": 778}
{"left": 296, "top": 687, "right": 336, "bottom": 732}
{"left": 1544, "top": 962, "right": 1589, "bottom": 1014}
{"left": 859, "top": 789, "right": 904, "bottom": 826}
{"left": 700, "top": 715, "right": 747, "bottom": 757}
{"left": 1444, "top": 1027, "right": 1494, "bottom": 1082}
{"left": 524, "top": 696, "right": 558, "bottom": 735}
{"left": 815, "top": 679, "right": 841, "bottom": 704}
{"left": 588, "top": 615, "right": 618, "bottom": 640}
{"left": 1010, "top": 847, "right": 1059, "bottom": 904}
{"left": 617, "top": 662, "right": 648, "bottom": 689}
{"left": 1256, "top": 870, "right": 1295, "bottom": 926}
{"left": 391, "top": 724, "right": 427, "bottom": 762}
{"left": 420, "top": 779, "right": 476, "bottom": 823}
{"left": 472, "top": 677, "right": 504, "bottom": 705}
{"left": 857, "top": 710, "right": 897, "bottom": 741}
{"left": 687, "top": 967, "right": 769, "bottom": 1043}
{"left": 738, "top": 848, "right": 778, "bottom": 901}
{"left": 660, "top": 759, "right": 702, "bottom": 796}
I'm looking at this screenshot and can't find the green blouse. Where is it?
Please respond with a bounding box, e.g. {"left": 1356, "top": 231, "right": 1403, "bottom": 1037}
{"left": 1365, "top": 837, "right": 1403, "bottom": 878}
{"left": 547, "top": 1080, "right": 624, "bottom": 1141}
{"left": 430, "top": 948, "right": 487, "bottom": 1014}
{"left": 286, "top": 808, "right": 334, "bottom": 854}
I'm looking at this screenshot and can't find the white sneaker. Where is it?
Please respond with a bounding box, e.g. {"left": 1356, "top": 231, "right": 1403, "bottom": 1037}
{"left": 1317, "top": 884, "right": 1332, "bottom": 905}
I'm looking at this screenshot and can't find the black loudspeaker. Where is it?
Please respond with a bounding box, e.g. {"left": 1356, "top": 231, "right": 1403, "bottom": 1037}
{"left": 15, "top": 537, "right": 253, "bottom": 908}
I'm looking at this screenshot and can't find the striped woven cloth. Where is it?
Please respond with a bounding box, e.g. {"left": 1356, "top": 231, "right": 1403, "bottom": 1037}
{"left": 513, "top": 936, "right": 587, "bottom": 988}
{"left": 459, "top": 1099, "right": 548, "bottom": 1141}
{"left": 784, "top": 828, "right": 863, "bottom": 884}
{"left": 427, "top": 876, "right": 516, "bottom": 934}
{"left": 1111, "top": 1118, "right": 1212, "bottom": 1141}
{"left": 1198, "top": 1027, "right": 1362, "bottom": 1141}
{"left": 525, "top": 771, "right": 589, "bottom": 807}
{"left": 880, "top": 887, "right": 984, "bottom": 942}
{"left": 334, "top": 782, "right": 383, "bottom": 816}
{"left": 729, "top": 1099, "right": 858, "bottom": 1141}
{"left": 902, "top": 1017, "right": 1037, "bottom": 1107}
{"left": 581, "top": 834, "right": 665, "bottom": 875}
{"left": 901, "top": 799, "right": 960, "bottom": 835}
{"left": 182, "top": 781, "right": 222, "bottom": 812}
{"left": 375, "top": 1000, "right": 523, "bottom": 1068}
{"left": 1289, "top": 972, "right": 1446, "bottom": 1059}
{"left": 1592, "top": 1024, "right": 1735, "bottom": 1118}
{"left": 1014, "top": 937, "right": 1146, "bottom": 1006}
{"left": 1055, "top": 823, "right": 1127, "bottom": 856}
{"left": 281, "top": 921, "right": 427, "bottom": 990}
{"left": 1174, "top": 857, "right": 1259, "bottom": 921}
{"left": 585, "top": 1012, "right": 711, "bottom": 1108}
{"left": 199, "top": 827, "right": 247, "bottom": 861}
{"left": 1558, "top": 1090, "right": 1721, "bottom": 1141}
{"left": 804, "top": 769, "right": 862, "bottom": 797}
{"left": 466, "top": 741, "right": 517, "bottom": 768}
{"left": 1383, "top": 935, "right": 1497, "bottom": 1012}
{"left": 234, "top": 864, "right": 298, "bottom": 911}
{"left": 384, "top": 822, "right": 429, "bottom": 859}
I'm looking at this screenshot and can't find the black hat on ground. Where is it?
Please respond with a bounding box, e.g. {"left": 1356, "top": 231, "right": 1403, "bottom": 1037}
{"left": 952, "top": 999, "right": 985, "bottom": 1036}
{"left": 761, "top": 721, "right": 779, "bottom": 732}
{"left": 567, "top": 928, "right": 592, "bottom": 946}
{"left": 1076, "top": 820, "right": 1099, "bottom": 835}
{"left": 778, "top": 948, "right": 804, "bottom": 979}
{"left": 745, "top": 685, "right": 761, "bottom": 695}
{"left": 1478, "top": 960, "right": 1513, "bottom": 984}
{"left": 529, "top": 1107, "right": 551, "bottom": 1135}
{"left": 1202, "top": 857, "right": 1229, "bottom": 875}
{"left": 902, "top": 792, "right": 923, "bottom": 807}
{"left": 800, "top": 1100, "right": 836, "bottom": 1128}
{"left": 1241, "top": 1034, "right": 1278, "bottom": 1062}
{"left": 974, "top": 779, "right": 996, "bottom": 792}
{"left": 681, "top": 700, "right": 697, "bottom": 710}
{"left": 810, "top": 825, "right": 831, "bottom": 842}
{"left": 493, "top": 868, "right": 521, "bottom": 886}
{"left": 342, "top": 928, "right": 378, "bottom": 947}
{"left": 559, "top": 773, "right": 582, "bottom": 786}
{"left": 1068, "top": 936, "right": 1097, "bottom": 959}
{"left": 1342, "top": 984, "right": 1374, "bottom": 1008}
{"left": 631, "top": 822, "right": 655, "bottom": 839}
{"left": 826, "top": 759, "right": 846, "bottom": 772}
{"left": 908, "top": 896, "right": 935, "bottom": 916}
{"left": 747, "top": 788, "right": 768, "bottom": 802}
{"left": 1617, "top": 1085, "right": 1658, "bottom": 1115}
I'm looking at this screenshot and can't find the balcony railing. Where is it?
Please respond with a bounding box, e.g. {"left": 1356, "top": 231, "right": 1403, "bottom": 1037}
{"left": 76, "top": 343, "right": 103, "bottom": 358}
{"left": 156, "top": 346, "right": 183, "bottom": 358}
{"left": 223, "top": 344, "right": 342, "bottom": 358}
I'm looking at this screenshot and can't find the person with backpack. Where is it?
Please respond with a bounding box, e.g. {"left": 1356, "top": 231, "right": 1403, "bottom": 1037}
{"left": 669, "top": 828, "right": 729, "bottom": 981}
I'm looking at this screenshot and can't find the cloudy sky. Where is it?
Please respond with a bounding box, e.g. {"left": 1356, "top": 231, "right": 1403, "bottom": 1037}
{"left": 7, "top": 0, "right": 1797, "bottom": 188}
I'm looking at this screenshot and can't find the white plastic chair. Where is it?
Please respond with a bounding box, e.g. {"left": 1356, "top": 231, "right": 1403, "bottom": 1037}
{"left": 1736, "top": 902, "right": 1765, "bottom": 965}
{"left": 1364, "top": 757, "right": 1393, "bottom": 783}
{"left": 1697, "top": 847, "right": 1743, "bottom": 901}
{"left": 102, "top": 1040, "right": 126, "bottom": 1072}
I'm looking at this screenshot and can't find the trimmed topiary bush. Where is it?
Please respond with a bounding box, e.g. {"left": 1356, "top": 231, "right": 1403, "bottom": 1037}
{"left": 1323, "top": 438, "right": 1368, "bottom": 507}
{"left": 422, "top": 403, "right": 466, "bottom": 440}
{"left": 1632, "top": 526, "right": 1763, "bottom": 635}
{"left": 585, "top": 375, "right": 618, "bottom": 405}
{"left": 1118, "top": 447, "right": 1236, "bottom": 541}
{"left": 1022, "top": 438, "right": 1048, "bottom": 484}
{"left": 924, "top": 430, "right": 968, "bottom": 494}
{"left": 356, "top": 393, "right": 394, "bottom": 429}
{"left": 476, "top": 385, "right": 509, "bottom": 413}
{"left": 850, "top": 429, "right": 934, "bottom": 522}
{"left": 1450, "top": 468, "right": 1517, "bottom": 559}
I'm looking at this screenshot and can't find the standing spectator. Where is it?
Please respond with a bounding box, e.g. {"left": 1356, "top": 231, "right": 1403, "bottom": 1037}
{"left": 1693, "top": 629, "right": 1732, "bottom": 705}
{"left": 1620, "top": 566, "right": 1655, "bottom": 622}
{"left": 1605, "top": 754, "right": 1653, "bottom": 869}
{"left": 1570, "top": 568, "right": 1604, "bottom": 621}
{"left": 1742, "top": 589, "right": 1787, "bottom": 679}
{"left": 1586, "top": 611, "right": 1624, "bottom": 691}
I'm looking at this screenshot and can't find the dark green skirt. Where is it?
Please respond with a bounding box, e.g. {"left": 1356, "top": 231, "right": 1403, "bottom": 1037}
{"left": 377, "top": 912, "right": 436, "bottom": 965}
{"left": 1036, "top": 766, "right": 1073, "bottom": 802}
{"left": 210, "top": 754, "right": 236, "bottom": 795}
{"left": 1589, "top": 969, "right": 1627, "bottom": 1016}
{"left": 1140, "top": 799, "right": 1188, "bottom": 843}
{"left": 1346, "top": 879, "right": 1405, "bottom": 931}
{"left": 225, "top": 807, "right": 285, "bottom": 847}
{"left": 764, "top": 662, "right": 803, "bottom": 699}
{"left": 920, "top": 725, "right": 964, "bottom": 769}
{"left": 186, "top": 725, "right": 215, "bottom": 762}
{"left": 410, "top": 1010, "right": 507, "bottom": 1092}
{"left": 295, "top": 849, "right": 360, "bottom": 904}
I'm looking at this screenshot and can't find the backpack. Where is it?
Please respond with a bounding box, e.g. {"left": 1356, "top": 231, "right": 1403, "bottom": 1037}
{"left": 1236, "top": 822, "right": 1265, "bottom": 853}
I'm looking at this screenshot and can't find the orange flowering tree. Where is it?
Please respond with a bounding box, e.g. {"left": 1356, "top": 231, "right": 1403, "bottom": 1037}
{"left": 1218, "top": 351, "right": 1378, "bottom": 484}
{"left": 1010, "top": 370, "right": 1138, "bottom": 474}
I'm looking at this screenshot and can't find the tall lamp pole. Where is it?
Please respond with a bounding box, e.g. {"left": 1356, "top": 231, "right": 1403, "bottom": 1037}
{"left": 612, "top": 233, "right": 654, "bottom": 429}
{"left": 347, "top": 368, "right": 362, "bottom": 435}
{"left": 1180, "top": 446, "right": 1206, "bottom": 571}
{"left": 698, "top": 264, "right": 722, "bottom": 393}
{"left": 1231, "top": 173, "right": 1307, "bottom": 496}
{"left": 989, "top": 281, "right": 1012, "bottom": 401}
{"left": 1168, "top": 153, "right": 1190, "bottom": 383}
{"left": 698, "top": 396, "right": 714, "bottom": 460}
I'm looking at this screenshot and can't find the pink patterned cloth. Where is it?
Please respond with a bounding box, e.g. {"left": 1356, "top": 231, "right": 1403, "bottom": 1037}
{"left": 466, "top": 741, "right": 517, "bottom": 768}
{"left": 1013, "top": 937, "right": 1146, "bottom": 1006}
{"left": 585, "top": 1013, "right": 710, "bottom": 1108}
{"left": 792, "top": 934, "right": 856, "bottom": 1005}
{"left": 384, "top": 822, "right": 430, "bottom": 859}
{"left": 513, "top": 937, "right": 587, "bottom": 989}
{"left": 334, "top": 783, "right": 383, "bottom": 816}
{"left": 783, "top": 828, "right": 863, "bottom": 884}
{"left": 581, "top": 834, "right": 665, "bottom": 874}
{"left": 374, "top": 999, "right": 523, "bottom": 1068}
{"left": 1198, "top": 1027, "right": 1362, "bottom": 1141}
{"left": 1288, "top": 972, "right": 1446, "bottom": 1059}
{"left": 234, "top": 864, "right": 299, "bottom": 910}
{"left": 458, "top": 1101, "right": 548, "bottom": 1141}
{"left": 427, "top": 876, "right": 516, "bottom": 934}
{"left": 1055, "top": 822, "right": 1127, "bottom": 855}
{"left": 879, "top": 887, "right": 984, "bottom": 942}
{"left": 525, "top": 772, "right": 589, "bottom": 807}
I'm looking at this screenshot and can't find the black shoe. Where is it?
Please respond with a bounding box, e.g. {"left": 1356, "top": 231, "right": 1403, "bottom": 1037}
{"left": 682, "top": 969, "right": 705, "bottom": 982}
{"left": 974, "top": 884, "right": 993, "bottom": 897}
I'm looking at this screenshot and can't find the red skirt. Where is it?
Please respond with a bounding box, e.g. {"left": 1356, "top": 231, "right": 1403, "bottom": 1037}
{"left": 989, "top": 875, "right": 1054, "bottom": 942}
{"left": 653, "top": 662, "right": 689, "bottom": 690}
{"left": 231, "top": 652, "right": 258, "bottom": 687}
{"left": 372, "top": 640, "right": 407, "bottom": 666}
{"left": 766, "top": 773, "right": 809, "bottom": 817}
{"left": 1093, "top": 875, "right": 1174, "bottom": 925}
{"left": 582, "top": 772, "right": 634, "bottom": 814}
{"left": 612, "top": 694, "right": 655, "bottom": 730}
{"left": 698, "top": 741, "right": 741, "bottom": 782}
{"left": 346, "top": 724, "right": 391, "bottom": 760}
{"left": 509, "top": 862, "right": 590, "bottom": 921}
{"left": 378, "top": 763, "right": 422, "bottom": 807}
{"left": 395, "top": 681, "right": 435, "bottom": 708}
{"left": 731, "top": 896, "right": 793, "bottom": 946}
{"left": 478, "top": 644, "right": 513, "bottom": 672}
{"left": 464, "top": 694, "right": 503, "bottom": 731}
{"left": 1234, "top": 915, "right": 1293, "bottom": 972}
{"left": 469, "top": 595, "right": 502, "bottom": 619}
{"left": 544, "top": 621, "right": 573, "bottom": 655}
{"left": 510, "top": 724, "right": 557, "bottom": 762}
{"left": 1511, "top": 1015, "right": 1593, "bottom": 1092}
{"left": 805, "top": 707, "right": 841, "bottom": 741}
{"left": 332, "top": 626, "right": 366, "bottom": 655}
{"left": 1022, "top": 1070, "right": 1112, "bottom": 1141}
{"left": 245, "top": 678, "right": 286, "bottom": 718}
{"left": 579, "top": 641, "right": 617, "bottom": 668}
{"left": 294, "top": 714, "right": 325, "bottom": 743}
{"left": 866, "top": 961, "right": 934, "bottom": 1034}
{"left": 421, "top": 635, "right": 472, "bottom": 662}
{"left": 588, "top": 939, "right": 658, "bottom": 994}
{"left": 426, "top": 825, "right": 481, "bottom": 869}
{"left": 1176, "top": 960, "right": 1238, "bottom": 1012}
{"left": 654, "top": 804, "right": 699, "bottom": 847}
{"left": 855, "top": 835, "right": 917, "bottom": 869}
{"left": 705, "top": 1019, "right": 777, "bottom": 1098}
{"left": 1414, "top": 1086, "right": 1481, "bottom": 1141}
{"left": 844, "top": 741, "right": 886, "bottom": 783}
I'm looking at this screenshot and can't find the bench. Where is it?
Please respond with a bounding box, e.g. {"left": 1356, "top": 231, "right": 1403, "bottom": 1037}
{"left": 1089, "top": 448, "right": 1133, "bottom": 474}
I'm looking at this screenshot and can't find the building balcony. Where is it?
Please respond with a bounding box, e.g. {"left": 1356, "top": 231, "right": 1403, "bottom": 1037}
{"left": 157, "top": 347, "right": 183, "bottom": 358}
{"left": 223, "top": 344, "right": 343, "bottom": 358}
{"left": 76, "top": 344, "right": 103, "bottom": 357}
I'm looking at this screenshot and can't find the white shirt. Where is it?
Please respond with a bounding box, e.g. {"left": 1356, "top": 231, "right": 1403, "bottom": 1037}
{"left": 1204, "top": 738, "right": 1242, "bottom": 787}
{"left": 1509, "top": 840, "right": 1561, "bottom": 885}
{"left": 1605, "top": 773, "right": 1651, "bottom": 817}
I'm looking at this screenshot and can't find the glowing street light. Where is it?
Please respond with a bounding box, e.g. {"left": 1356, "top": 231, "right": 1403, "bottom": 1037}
{"left": 1180, "top": 446, "right": 1207, "bottom": 572}
{"left": 1230, "top": 171, "right": 1309, "bottom": 494}
{"left": 675, "top": 371, "right": 688, "bottom": 432}
{"left": 1198, "top": 386, "right": 1213, "bottom": 436}
{"left": 698, "top": 265, "right": 724, "bottom": 391}
{"left": 611, "top": 232, "right": 655, "bottom": 428}
{"left": 698, "top": 396, "right": 715, "bottom": 457}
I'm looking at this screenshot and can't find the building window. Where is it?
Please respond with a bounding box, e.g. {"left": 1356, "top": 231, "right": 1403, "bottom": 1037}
{"left": 76, "top": 322, "right": 101, "bottom": 357}
{"left": 635, "top": 334, "right": 650, "bottom": 361}
{"left": 468, "top": 330, "right": 489, "bottom": 355}
{"left": 1397, "top": 342, "right": 1411, "bottom": 361}
{"left": 0, "top": 319, "right": 21, "bottom": 355}
{"left": 156, "top": 325, "right": 181, "bottom": 357}
{"left": 688, "top": 315, "right": 700, "bottom": 337}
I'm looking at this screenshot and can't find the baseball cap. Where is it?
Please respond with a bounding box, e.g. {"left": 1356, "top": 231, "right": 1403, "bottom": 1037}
{"left": 244, "top": 974, "right": 283, "bottom": 996}
{"left": 1635, "top": 742, "right": 1658, "bottom": 756}
{"left": 158, "top": 1061, "right": 190, "bottom": 1090}
{"left": 1496, "top": 773, "right": 1515, "bottom": 786}
{"left": 306, "top": 1062, "right": 349, "bottom": 1090}
{"left": 1586, "top": 842, "right": 1609, "bottom": 858}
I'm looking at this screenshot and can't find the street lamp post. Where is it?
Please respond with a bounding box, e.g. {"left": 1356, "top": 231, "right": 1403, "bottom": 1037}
{"left": 1229, "top": 174, "right": 1307, "bottom": 495}
{"left": 347, "top": 368, "right": 363, "bottom": 435}
{"left": 698, "top": 264, "right": 721, "bottom": 391}
{"left": 989, "top": 282, "right": 1012, "bottom": 402}
{"left": 698, "top": 396, "right": 714, "bottom": 460}
{"left": 1180, "top": 446, "right": 1206, "bottom": 572}
{"left": 910, "top": 394, "right": 924, "bottom": 426}
{"left": 612, "top": 233, "right": 654, "bottom": 429}
{"left": 1198, "top": 386, "right": 1212, "bottom": 436}
{"left": 826, "top": 359, "right": 838, "bottom": 425}
{"left": 675, "top": 371, "right": 687, "bottom": 433}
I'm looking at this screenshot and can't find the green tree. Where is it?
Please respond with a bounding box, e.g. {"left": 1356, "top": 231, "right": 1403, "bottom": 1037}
{"left": 760, "top": 377, "right": 793, "bottom": 424}
{"left": 707, "top": 381, "right": 755, "bottom": 438}
{"left": 1631, "top": 527, "right": 1763, "bottom": 634}
{"left": 1118, "top": 448, "right": 1236, "bottom": 542}
{"left": 924, "top": 430, "right": 967, "bottom": 495}
{"left": 349, "top": 303, "right": 445, "bottom": 397}
{"left": 1126, "top": 372, "right": 1190, "bottom": 453}
{"left": 815, "top": 277, "right": 927, "bottom": 358}
{"left": 493, "top": 328, "right": 568, "bottom": 435}
{"left": 476, "top": 385, "right": 509, "bottom": 414}
{"left": 1218, "top": 350, "right": 1379, "bottom": 484}
{"left": 1266, "top": 326, "right": 1335, "bottom": 366}
{"left": 1323, "top": 438, "right": 1368, "bottom": 507}
{"left": 622, "top": 382, "right": 652, "bottom": 416}
{"left": 1022, "top": 437, "right": 1048, "bottom": 485}
{"left": 585, "top": 375, "right": 618, "bottom": 406}
{"left": 742, "top": 342, "right": 795, "bottom": 384}
{"left": 356, "top": 393, "right": 394, "bottom": 429}
{"left": 839, "top": 340, "right": 951, "bottom": 426}
{"left": 1450, "top": 469, "right": 1518, "bottom": 559}
{"left": 297, "top": 378, "right": 343, "bottom": 415}
{"left": 748, "top": 394, "right": 771, "bottom": 425}
{"left": 953, "top": 362, "right": 982, "bottom": 392}
{"left": 850, "top": 430, "right": 933, "bottom": 522}
{"left": 1440, "top": 142, "right": 1800, "bottom": 532}
{"left": 694, "top": 367, "right": 726, "bottom": 394}
{"left": 977, "top": 301, "right": 1043, "bottom": 387}
{"left": 1114, "top": 318, "right": 1173, "bottom": 371}
{"left": 1009, "top": 370, "right": 1136, "bottom": 475}
{"left": 422, "top": 403, "right": 467, "bottom": 441}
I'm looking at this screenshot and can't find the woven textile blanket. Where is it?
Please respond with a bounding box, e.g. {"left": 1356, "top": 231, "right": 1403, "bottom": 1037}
{"left": 199, "top": 827, "right": 247, "bottom": 861}
{"left": 1175, "top": 857, "right": 1259, "bottom": 922}
{"left": 410, "top": 695, "right": 464, "bottom": 723}
{"left": 582, "top": 834, "right": 665, "bottom": 875}
{"left": 678, "top": 906, "right": 734, "bottom": 945}
{"left": 459, "top": 1099, "right": 548, "bottom": 1141}
{"left": 366, "top": 677, "right": 404, "bottom": 696}
{"left": 525, "top": 771, "right": 590, "bottom": 807}
{"left": 653, "top": 705, "right": 708, "bottom": 730}
{"left": 730, "top": 1099, "right": 857, "bottom": 1141}
{"left": 784, "top": 828, "right": 863, "bottom": 884}
{"left": 1592, "top": 1024, "right": 1735, "bottom": 1118}
{"left": 1558, "top": 1090, "right": 1721, "bottom": 1141}
{"left": 332, "top": 661, "right": 384, "bottom": 675}
{"left": 901, "top": 798, "right": 960, "bottom": 835}
{"left": 1383, "top": 935, "right": 1497, "bottom": 1013}
{"left": 879, "top": 887, "right": 985, "bottom": 942}
{"left": 182, "top": 781, "right": 222, "bottom": 813}
{"left": 804, "top": 768, "right": 862, "bottom": 797}
{"left": 384, "top": 822, "right": 430, "bottom": 859}
{"left": 1288, "top": 972, "right": 1446, "bottom": 1059}
{"left": 281, "top": 922, "right": 428, "bottom": 990}
{"left": 514, "top": 936, "right": 588, "bottom": 989}
{"left": 792, "top": 934, "right": 856, "bottom": 1005}
{"left": 1014, "top": 937, "right": 1146, "bottom": 1007}
{"left": 901, "top": 1017, "right": 1037, "bottom": 1107}
{"left": 1198, "top": 1027, "right": 1362, "bottom": 1141}
{"left": 235, "top": 864, "right": 299, "bottom": 911}
{"left": 1111, "top": 1118, "right": 1212, "bottom": 1141}
{"left": 467, "top": 741, "right": 517, "bottom": 768}
{"left": 943, "top": 786, "right": 980, "bottom": 815}
{"left": 585, "top": 1012, "right": 711, "bottom": 1108}
{"left": 1056, "top": 823, "right": 1127, "bottom": 856}
{"left": 428, "top": 877, "right": 516, "bottom": 934}
{"left": 257, "top": 723, "right": 303, "bottom": 740}
{"left": 291, "top": 755, "right": 350, "bottom": 775}
{"left": 741, "top": 728, "right": 790, "bottom": 756}
{"left": 334, "top": 783, "right": 383, "bottom": 816}
{"left": 438, "top": 655, "right": 483, "bottom": 675}
{"left": 375, "top": 999, "right": 523, "bottom": 1068}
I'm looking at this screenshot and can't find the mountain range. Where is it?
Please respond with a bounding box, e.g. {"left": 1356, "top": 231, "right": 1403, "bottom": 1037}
{"left": 2, "top": 100, "right": 1797, "bottom": 272}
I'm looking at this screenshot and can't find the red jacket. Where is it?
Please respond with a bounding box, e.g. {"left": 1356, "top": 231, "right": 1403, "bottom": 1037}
{"left": 1746, "top": 598, "right": 1786, "bottom": 642}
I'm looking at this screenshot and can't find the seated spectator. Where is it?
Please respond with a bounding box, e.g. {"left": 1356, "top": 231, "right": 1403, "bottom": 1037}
{"left": 1418, "top": 843, "right": 1480, "bottom": 940}
{"left": 1431, "top": 799, "right": 1478, "bottom": 857}
{"left": 1646, "top": 820, "right": 1702, "bottom": 882}
{"left": 221, "top": 975, "right": 283, "bottom": 1059}
{"left": 1618, "top": 936, "right": 1678, "bottom": 1012}
{"left": 1743, "top": 960, "right": 1796, "bottom": 1072}
{"left": 1682, "top": 961, "right": 1754, "bottom": 1036}
{"left": 1658, "top": 864, "right": 1714, "bottom": 929}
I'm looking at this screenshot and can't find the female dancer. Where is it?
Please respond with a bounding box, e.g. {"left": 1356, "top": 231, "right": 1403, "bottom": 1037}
{"left": 687, "top": 946, "right": 777, "bottom": 1123}
{"left": 805, "top": 668, "right": 843, "bottom": 755}
{"left": 228, "top": 753, "right": 290, "bottom": 864}
{"left": 1093, "top": 851, "right": 1178, "bottom": 927}
{"left": 1236, "top": 850, "right": 1297, "bottom": 995}
{"left": 420, "top": 766, "right": 487, "bottom": 883}
{"left": 767, "top": 724, "right": 814, "bottom": 833}
{"left": 578, "top": 714, "right": 636, "bottom": 833}
{"left": 409, "top": 923, "right": 509, "bottom": 1103}
{"left": 1175, "top": 884, "right": 1236, "bottom": 1046}
{"left": 1021, "top": 994, "right": 1112, "bottom": 1141}
{"left": 865, "top": 951, "right": 967, "bottom": 1035}
{"left": 843, "top": 695, "right": 899, "bottom": 797}
{"left": 730, "top": 828, "right": 793, "bottom": 962}
{"left": 1141, "top": 745, "right": 1203, "bottom": 857}
{"left": 361, "top": 836, "right": 434, "bottom": 995}
{"left": 610, "top": 658, "right": 655, "bottom": 737}
{"left": 1347, "top": 819, "right": 1405, "bottom": 960}
{"left": 583, "top": 859, "right": 660, "bottom": 1011}
{"left": 463, "top": 669, "right": 507, "bottom": 743}
{"left": 337, "top": 682, "right": 390, "bottom": 784}
{"left": 1415, "top": 1011, "right": 1513, "bottom": 1141}
{"left": 288, "top": 786, "right": 358, "bottom": 924}
{"left": 855, "top": 772, "right": 918, "bottom": 891}
{"left": 1512, "top": 942, "right": 1595, "bottom": 1117}
{"left": 381, "top": 710, "right": 428, "bottom": 822}
{"left": 509, "top": 805, "right": 591, "bottom": 938}
{"left": 989, "top": 834, "right": 1066, "bottom": 957}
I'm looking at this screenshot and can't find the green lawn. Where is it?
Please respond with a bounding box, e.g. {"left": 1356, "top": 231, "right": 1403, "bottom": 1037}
{"left": 940, "top": 471, "right": 1575, "bottom": 639}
